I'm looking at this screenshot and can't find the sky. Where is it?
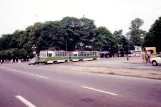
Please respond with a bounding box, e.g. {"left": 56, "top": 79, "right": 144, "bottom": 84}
{"left": 0, "top": 0, "right": 161, "bottom": 36}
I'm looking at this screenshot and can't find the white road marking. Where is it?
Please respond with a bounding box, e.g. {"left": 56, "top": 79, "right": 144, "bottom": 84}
{"left": 0, "top": 67, "right": 48, "bottom": 79}
{"left": 82, "top": 86, "right": 118, "bottom": 96}
{"left": 15, "top": 95, "right": 36, "bottom": 107}
{"left": 35, "top": 75, "right": 48, "bottom": 79}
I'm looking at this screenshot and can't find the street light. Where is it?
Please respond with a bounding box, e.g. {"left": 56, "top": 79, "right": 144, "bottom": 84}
{"left": 85, "top": 45, "right": 92, "bottom": 48}
{"left": 32, "top": 45, "right": 37, "bottom": 57}
{"left": 85, "top": 45, "right": 92, "bottom": 50}
{"left": 65, "top": 39, "right": 67, "bottom": 51}
{"left": 79, "top": 42, "right": 83, "bottom": 51}
{"left": 141, "top": 34, "right": 144, "bottom": 39}
{"left": 141, "top": 34, "right": 145, "bottom": 50}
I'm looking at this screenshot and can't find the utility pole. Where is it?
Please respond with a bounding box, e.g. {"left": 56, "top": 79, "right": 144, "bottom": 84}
{"left": 66, "top": 39, "right": 67, "bottom": 51}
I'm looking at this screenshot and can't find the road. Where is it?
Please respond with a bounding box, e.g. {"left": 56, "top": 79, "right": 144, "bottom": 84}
{"left": 0, "top": 63, "right": 161, "bottom": 107}
{"left": 60, "top": 57, "right": 161, "bottom": 70}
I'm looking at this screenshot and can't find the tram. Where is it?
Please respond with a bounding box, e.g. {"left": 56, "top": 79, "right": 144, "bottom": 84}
{"left": 38, "top": 50, "right": 100, "bottom": 64}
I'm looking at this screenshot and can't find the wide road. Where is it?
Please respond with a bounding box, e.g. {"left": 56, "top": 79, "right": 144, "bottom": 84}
{"left": 0, "top": 63, "right": 161, "bottom": 107}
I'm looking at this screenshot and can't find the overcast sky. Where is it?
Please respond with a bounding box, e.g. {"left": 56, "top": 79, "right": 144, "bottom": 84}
{"left": 0, "top": 0, "right": 161, "bottom": 35}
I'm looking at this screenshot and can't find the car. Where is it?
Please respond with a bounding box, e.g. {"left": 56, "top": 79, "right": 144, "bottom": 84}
{"left": 150, "top": 56, "right": 161, "bottom": 66}
{"left": 133, "top": 51, "right": 142, "bottom": 57}
{"left": 128, "top": 54, "right": 135, "bottom": 57}
{"left": 28, "top": 57, "right": 40, "bottom": 65}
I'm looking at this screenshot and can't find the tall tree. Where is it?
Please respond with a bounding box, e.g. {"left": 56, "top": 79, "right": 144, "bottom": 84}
{"left": 113, "top": 30, "right": 129, "bottom": 56}
{"left": 128, "top": 18, "right": 144, "bottom": 46}
{"left": 144, "top": 17, "right": 161, "bottom": 52}
{"left": 0, "top": 34, "right": 12, "bottom": 50}
{"left": 94, "top": 27, "right": 118, "bottom": 54}
{"left": 113, "top": 30, "right": 123, "bottom": 39}
{"left": 60, "top": 17, "right": 97, "bottom": 51}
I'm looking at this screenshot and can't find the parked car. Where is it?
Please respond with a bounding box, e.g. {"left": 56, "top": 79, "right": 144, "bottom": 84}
{"left": 133, "top": 51, "right": 142, "bottom": 57}
{"left": 128, "top": 54, "right": 135, "bottom": 57}
{"left": 150, "top": 56, "right": 161, "bottom": 66}
{"left": 28, "top": 57, "right": 40, "bottom": 65}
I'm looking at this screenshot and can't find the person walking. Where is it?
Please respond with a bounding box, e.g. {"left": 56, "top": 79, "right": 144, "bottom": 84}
{"left": 11, "top": 59, "right": 13, "bottom": 64}
{"left": 126, "top": 54, "right": 129, "bottom": 61}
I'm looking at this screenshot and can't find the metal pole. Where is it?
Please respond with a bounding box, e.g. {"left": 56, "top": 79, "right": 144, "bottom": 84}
{"left": 66, "top": 39, "right": 67, "bottom": 51}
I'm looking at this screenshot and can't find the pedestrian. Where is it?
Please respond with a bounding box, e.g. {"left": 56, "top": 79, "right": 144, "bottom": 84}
{"left": 0, "top": 60, "right": 2, "bottom": 64}
{"left": 145, "top": 54, "right": 149, "bottom": 64}
{"left": 146, "top": 51, "right": 151, "bottom": 64}
{"left": 11, "top": 59, "right": 13, "bottom": 64}
{"left": 126, "top": 54, "right": 129, "bottom": 61}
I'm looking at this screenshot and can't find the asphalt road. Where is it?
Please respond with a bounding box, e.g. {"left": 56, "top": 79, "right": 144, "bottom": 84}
{"left": 0, "top": 63, "right": 161, "bottom": 107}
{"left": 60, "top": 57, "right": 161, "bottom": 70}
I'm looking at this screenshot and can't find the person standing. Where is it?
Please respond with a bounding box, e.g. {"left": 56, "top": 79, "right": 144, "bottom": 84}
{"left": 146, "top": 51, "right": 151, "bottom": 64}
{"left": 126, "top": 54, "right": 129, "bottom": 61}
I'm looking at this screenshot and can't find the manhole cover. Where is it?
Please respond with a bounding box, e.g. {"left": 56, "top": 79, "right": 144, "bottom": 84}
{"left": 80, "top": 98, "right": 94, "bottom": 103}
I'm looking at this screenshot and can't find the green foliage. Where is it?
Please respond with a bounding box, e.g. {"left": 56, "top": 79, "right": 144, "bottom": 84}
{"left": 129, "top": 18, "right": 144, "bottom": 31}
{"left": 144, "top": 17, "right": 161, "bottom": 52}
{"left": 94, "top": 27, "right": 118, "bottom": 53}
{"left": 128, "top": 18, "right": 145, "bottom": 46}
{"left": 0, "top": 17, "right": 118, "bottom": 59}
{"left": 113, "top": 30, "right": 129, "bottom": 55}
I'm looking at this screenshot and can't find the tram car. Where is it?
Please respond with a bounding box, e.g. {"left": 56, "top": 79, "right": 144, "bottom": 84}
{"left": 37, "top": 50, "right": 100, "bottom": 64}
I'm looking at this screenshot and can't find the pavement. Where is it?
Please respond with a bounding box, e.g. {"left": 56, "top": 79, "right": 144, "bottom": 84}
{"left": 0, "top": 61, "right": 161, "bottom": 107}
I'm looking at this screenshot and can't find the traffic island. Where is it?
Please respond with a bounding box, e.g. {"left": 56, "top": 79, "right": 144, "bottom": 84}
{"left": 41, "top": 65, "right": 161, "bottom": 80}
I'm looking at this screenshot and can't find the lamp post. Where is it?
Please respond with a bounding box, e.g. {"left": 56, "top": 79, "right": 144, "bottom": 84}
{"left": 80, "top": 42, "right": 83, "bottom": 51}
{"left": 66, "top": 39, "right": 67, "bottom": 51}
{"left": 85, "top": 45, "right": 92, "bottom": 51}
{"left": 141, "top": 34, "right": 144, "bottom": 47}
{"left": 32, "top": 45, "right": 37, "bottom": 57}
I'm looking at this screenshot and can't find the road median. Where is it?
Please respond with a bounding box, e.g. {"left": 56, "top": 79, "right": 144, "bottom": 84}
{"left": 41, "top": 65, "right": 161, "bottom": 80}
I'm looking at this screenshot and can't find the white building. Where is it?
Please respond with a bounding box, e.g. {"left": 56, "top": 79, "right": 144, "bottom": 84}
{"left": 134, "top": 46, "right": 142, "bottom": 52}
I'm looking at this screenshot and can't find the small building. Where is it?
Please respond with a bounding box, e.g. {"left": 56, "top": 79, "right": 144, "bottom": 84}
{"left": 99, "top": 51, "right": 110, "bottom": 58}
{"left": 134, "top": 46, "right": 142, "bottom": 52}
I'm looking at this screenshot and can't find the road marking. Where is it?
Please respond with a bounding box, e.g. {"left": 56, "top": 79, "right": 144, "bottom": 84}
{"left": 0, "top": 67, "right": 48, "bottom": 79}
{"left": 35, "top": 75, "right": 48, "bottom": 79}
{"left": 82, "top": 86, "right": 118, "bottom": 96}
{"left": 15, "top": 95, "right": 36, "bottom": 107}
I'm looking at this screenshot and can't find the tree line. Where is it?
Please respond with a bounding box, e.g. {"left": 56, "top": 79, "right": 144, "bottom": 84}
{"left": 0, "top": 16, "right": 160, "bottom": 61}
{"left": 143, "top": 17, "right": 161, "bottom": 52}
{"left": 0, "top": 17, "right": 118, "bottom": 60}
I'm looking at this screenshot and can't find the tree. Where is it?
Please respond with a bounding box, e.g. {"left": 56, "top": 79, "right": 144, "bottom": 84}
{"left": 128, "top": 18, "right": 145, "bottom": 46}
{"left": 59, "top": 17, "right": 97, "bottom": 51}
{"left": 0, "top": 16, "right": 118, "bottom": 59}
{"left": 129, "top": 18, "right": 144, "bottom": 31}
{"left": 93, "top": 27, "right": 118, "bottom": 55}
{"left": 113, "top": 30, "right": 129, "bottom": 56}
{"left": 0, "top": 34, "right": 12, "bottom": 50}
{"left": 113, "top": 30, "right": 123, "bottom": 39}
{"left": 144, "top": 17, "right": 161, "bottom": 52}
